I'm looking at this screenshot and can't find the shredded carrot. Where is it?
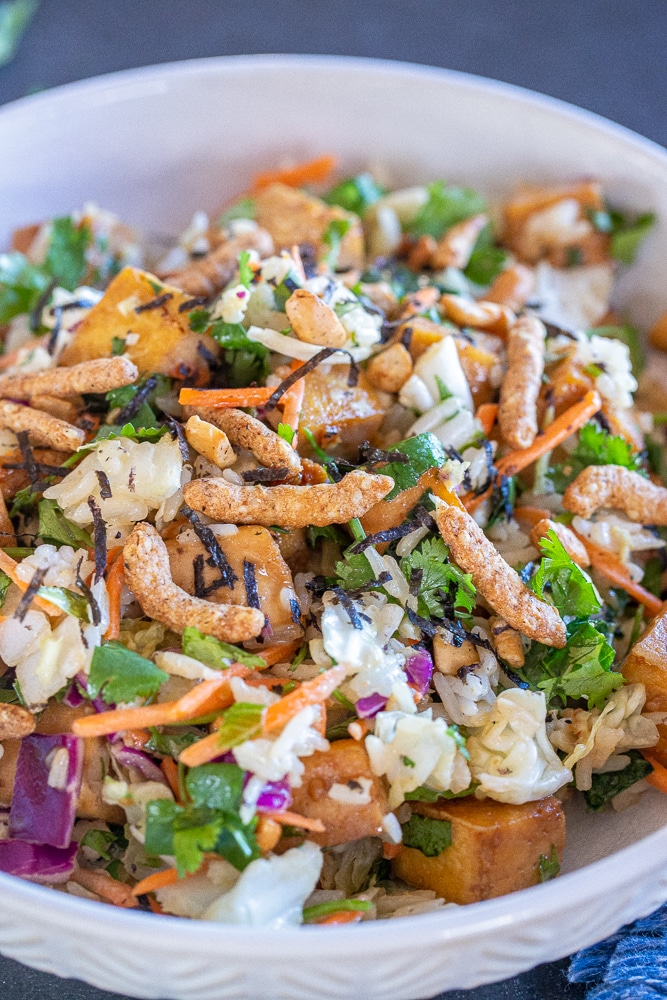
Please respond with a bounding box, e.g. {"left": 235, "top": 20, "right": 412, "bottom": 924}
{"left": 643, "top": 755, "right": 667, "bottom": 794}
{"left": 572, "top": 531, "right": 663, "bottom": 617}
{"left": 178, "top": 728, "right": 224, "bottom": 768}
{"left": 72, "top": 665, "right": 250, "bottom": 738}
{"left": 178, "top": 386, "right": 273, "bottom": 409}
{"left": 131, "top": 867, "right": 180, "bottom": 897}
{"left": 382, "top": 841, "right": 402, "bottom": 860}
{"left": 316, "top": 910, "right": 364, "bottom": 926}
{"left": 260, "top": 640, "right": 302, "bottom": 666}
{"left": 251, "top": 154, "right": 337, "bottom": 192}
{"left": 463, "top": 391, "right": 601, "bottom": 512}
{"left": 147, "top": 896, "right": 166, "bottom": 914}
{"left": 281, "top": 362, "right": 306, "bottom": 443}
{"left": 514, "top": 505, "right": 553, "bottom": 527}
{"left": 0, "top": 549, "right": 65, "bottom": 617}
{"left": 261, "top": 810, "right": 325, "bottom": 833}
{"left": 475, "top": 402, "right": 498, "bottom": 437}
{"left": 104, "top": 552, "right": 125, "bottom": 641}
{"left": 70, "top": 868, "right": 138, "bottom": 908}
{"left": 160, "top": 757, "right": 181, "bottom": 800}
{"left": 263, "top": 664, "right": 347, "bottom": 734}
{"left": 104, "top": 545, "right": 123, "bottom": 571}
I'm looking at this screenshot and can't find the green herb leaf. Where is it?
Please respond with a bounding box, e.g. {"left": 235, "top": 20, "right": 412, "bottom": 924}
{"left": 186, "top": 762, "right": 245, "bottom": 812}
{"left": 0, "top": 569, "right": 12, "bottom": 610}
{"left": 334, "top": 552, "right": 376, "bottom": 591}
{"left": 214, "top": 703, "right": 264, "bottom": 751}
{"left": 181, "top": 627, "right": 266, "bottom": 670}
{"left": 276, "top": 422, "right": 295, "bottom": 446}
{"left": 307, "top": 524, "right": 347, "bottom": 547}
{"left": 237, "top": 250, "right": 253, "bottom": 289}
{"left": 400, "top": 535, "right": 476, "bottom": 618}
{"left": 188, "top": 308, "right": 211, "bottom": 333}
{"left": 209, "top": 320, "right": 269, "bottom": 387}
{"left": 37, "top": 499, "right": 92, "bottom": 549}
{"left": 463, "top": 225, "right": 508, "bottom": 285}
{"left": 145, "top": 728, "right": 199, "bottom": 758}
{"left": 538, "top": 846, "right": 561, "bottom": 882}
{"left": 217, "top": 199, "right": 256, "bottom": 226}
{"left": 0, "top": 0, "right": 38, "bottom": 67}
{"left": 583, "top": 750, "right": 654, "bottom": 812}
{"left": 405, "top": 782, "right": 479, "bottom": 802}
{"left": 111, "top": 336, "right": 126, "bottom": 356}
{"left": 549, "top": 421, "right": 644, "bottom": 493}
{"left": 88, "top": 642, "right": 168, "bottom": 706}
{"left": 378, "top": 432, "right": 446, "bottom": 501}
{"left": 80, "top": 827, "right": 127, "bottom": 862}
{"left": 520, "top": 621, "right": 621, "bottom": 710}
{"left": 37, "top": 585, "right": 90, "bottom": 621}
{"left": 44, "top": 217, "right": 91, "bottom": 291}
{"left": 408, "top": 181, "right": 486, "bottom": 240}
{"left": 323, "top": 218, "right": 352, "bottom": 269}
{"left": 323, "top": 173, "right": 384, "bottom": 215}
{"left": 401, "top": 813, "right": 452, "bottom": 857}
{"left": 532, "top": 529, "right": 602, "bottom": 619}
{"left": 610, "top": 212, "right": 655, "bottom": 265}
{"left": 0, "top": 251, "right": 51, "bottom": 324}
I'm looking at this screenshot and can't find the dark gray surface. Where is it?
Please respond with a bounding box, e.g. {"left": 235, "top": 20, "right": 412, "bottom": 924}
{"left": 0, "top": 1, "right": 662, "bottom": 997}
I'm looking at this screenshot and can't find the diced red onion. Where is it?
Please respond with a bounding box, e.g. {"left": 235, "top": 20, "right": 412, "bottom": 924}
{"left": 9, "top": 734, "right": 83, "bottom": 849}
{"left": 254, "top": 778, "right": 293, "bottom": 813}
{"left": 405, "top": 648, "right": 434, "bottom": 698}
{"left": 110, "top": 745, "right": 167, "bottom": 784}
{"left": 355, "top": 692, "right": 388, "bottom": 719}
{"left": 0, "top": 840, "right": 78, "bottom": 884}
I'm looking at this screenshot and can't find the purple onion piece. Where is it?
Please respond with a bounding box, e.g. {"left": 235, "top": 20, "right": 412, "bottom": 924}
{"left": 0, "top": 840, "right": 78, "bottom": 884}
{"left": 405, "top": 648, "right": 434, "bottom": 699}
{"left": 9, "top": 734, "right": 83, "bottom": 849}
{"left": 62, "top": 680, "right": 86, "bottom": 708}
{"left": 253, "top": 778, "right": 293, "bottom": 813}
{"left": 110, "top": 744, "right": 167, "bottom": 784}
{"left": 355, "top": 692, "right": 388, "bottom": 719}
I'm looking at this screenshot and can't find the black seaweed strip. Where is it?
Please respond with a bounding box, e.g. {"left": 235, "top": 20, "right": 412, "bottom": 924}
{"left": 164, "top": 415, "right": 190, "bottom": 462}
{"left": 14, "top": 565, "right": 47, "bottom": 622}
{"left": 330, "top": 586, "right": 365, "bottom": 630}
{"left": 134, "top": 293, "right": 174, "bottom": 313}
{"left": 290, "top": 597, "right": 302, "bottom": 624}
{"left": 87, "top": 496, "right": 107, "bottom": 582}
{"left": 178, "top": 296, "right": 209, "bottom": 313}
{"left": 115, "top": 376, "right": 158, "bottom": 425}
{"left": 181, "top": 504, "right": 237, "bottom": 589}
{"left": 243, "top": 560, "right": 261, "bottom": 610}
{"left": 30, "top": 278, "right": 57, "bottom": 332}
{"left": 358, "top": 441, "right": 410, "bottom": 465}
{"left": 76, "top": 556, "right": 101, "bottom": 627}
{"left": 349, "top": 520, "right": 417, "bottom": 554}
{"left": 409, "top": 566, "right": 423, "bottom": 598}
{"left": 95, "top": 470, "right": 112, "bottom": 500}
{"left": 193, "top": 554, "right": 207, "bottom": 599}
{"left": 241, "top": 467, "right": 289, "bottom": 483}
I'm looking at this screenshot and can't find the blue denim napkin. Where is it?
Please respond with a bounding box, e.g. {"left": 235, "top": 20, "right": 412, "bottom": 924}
{"left": 568, "top": 903, "right": 667, "bottom": 998}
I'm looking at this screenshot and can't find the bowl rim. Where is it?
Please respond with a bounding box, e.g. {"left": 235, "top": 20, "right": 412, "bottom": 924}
{"left": 1, "top": 51, "right": 667, "bottom": 958}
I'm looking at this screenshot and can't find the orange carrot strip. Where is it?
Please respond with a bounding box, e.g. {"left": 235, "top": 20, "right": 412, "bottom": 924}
{"left": 72, "top": 665, "right": 250, "bottom": 738}
{"left": 0, "top": 549, "right": 62, "bottom": 617}
{"left": 261, "top": 810, "right": 325, "bottom": 832}
{"left": 475, "top": 402, "right": 498, "bottom": 437}
{"left": 263, "top": 664, "right": 347, "bottom": 734}
{"left": 131, "top": 867, "right": 180, "bottom": 897}
{"left": 178, "top": 729, "right": 224, "bottom": 768}
{"left": 104, "top": 552, "right": 125, "bottom": 641}
{"left": 147, "top": 896, "right": 166, "bottom": 914}
{"left": 260, "top": 640, "right": 302, "bottom": 666}
{"left": 464, "top": 391, "right": 601, "bottom": 512}
{"left": 573, "top": 531, "right": 663, "bottom": 617}
{"left": 643, "top": 755, "right": 667, "bottom": 794}
{"left": 160, "top": 757, "right": 181, "bottom": 800}
{"left": 104, "top": 545, "right": 123, "bottom": 571}
{"left": 70, "top": 868, "right": 138, "bottom": 908}
{"left": 251, "top": 155, "right": 337, "bottom": 192}
{"left": 514, "top": 505, "right": 553, "bottom": 527}
{"left": 316, "top": 910, "right": 364, "bottom": 926}
{"left": 178, "top": 387, "right": 273, "bottom": 408}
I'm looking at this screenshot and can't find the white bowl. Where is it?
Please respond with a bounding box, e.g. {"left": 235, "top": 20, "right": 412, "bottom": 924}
{"left": 1, "top": 55, "right": 667, "bottom": 1000}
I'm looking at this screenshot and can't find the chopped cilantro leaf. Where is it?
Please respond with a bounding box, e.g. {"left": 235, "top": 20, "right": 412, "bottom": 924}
{"left": 37, "top": 586, "right": 90, "bottom": 621}
{"left": 188, "top": 308, "right": 211, "bottom": 333}
{"left": 532, "top": 529, "right": 602, "bottom": 619}
{"left": 408, "top": 181, "right": 486, "bottom": 241}
{"left": 217, "top": 198, "right": 256, "bottom": 226}
{"left": 237, "top": 250, "right": 253, "bottom": 289}
{"left": 276, "top": 422, "right": 295, "bottom": 446}
{"left": 0, "top": 251, "right": 51, "bottom": 324}
{"left": 37, "top": 499, "right": 92, "bottom": 548}
{"left": 401, "top": 813, "right": 452, "bottom": 857}
{"left": 181, "top": 627, "right": 267, "bottom": 670}
{"left": 0, "top": 569, "right": 11, "bottom": 610}
{"left": 211, "top": 702, "right": 264, "bottom": 751}
{"left": 111, "top": 336, "right": 126, "bottom": 356}
{"left": 323, "top": 218, "right": 351, "bottom": 269}
{"left": 323, "top": 173, "right": 384, "bottom": 215}
{"left": 538, "top": 846, "right": 560, "bottom": 882}
{"left": 88, "top": 642, "right": 168, "bottom": 706}
{"left": 400, "top": 536, "right": 476, "bottom": 619}
{"left": 549, "top": 422, "right": 644, "bottom": 493}
{"left": 334, "top": 551, "right": 376, "bottom": 591}
{"left": 463, "top": 225, "right": 508, "bottom": 286}
{"left": 44, "top": 216, "right": 91, "bottom": 291}
{"left": 378, "top": 432, "right": 446, "bottom": 501}
{"left": 519, "top": 621, "right": 621, "bottom": 710}
{"left": 610, "top": 212, "right": 655, "bottom": 265}
{"left": 583, "top": 750, "right": 654, "bottom": 811}
{"left": 208, "top": 320, "right": 269, "bottom": 387}
{"left": 144, "top": 728, "right": 199, "bottom": 758}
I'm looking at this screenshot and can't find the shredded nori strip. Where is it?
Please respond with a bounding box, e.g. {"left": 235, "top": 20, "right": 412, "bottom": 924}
{"left": 181, "top": 504, "right": 236, "bottom": 589}
{"left": 14, "top": 565, "right": 47, "bottom": 622}
{"left": 265, "top": 347, "right": 359, "bottom": 410}
{"left": 409, "top": 566, "right": 423, "bottom": 597}
{"left": 290, "top": 597, "right": 302, "bottom": 624}
{"left": 164, "top": 414, "right": 190, "bottom": 462}
{"left": 241, "top": 466, "right": 289, "bottom": 484}
{"left": 358, "top": 441, "right": 410, "bottom": 466}
{"left": 178, "top": 296, "right": 209, "bottom": 313}
{"left": 406, "top": 606, "right": 440, "bottom": 638}
{"left": 76, "top": 555, "right": 101, "bottom": 626}
{"left": 330, "top": 586, "right": 367, "bottom": 630}
{"left": 95, "top": 470, "right": 112, "bottom": 500}
{"left": 115, "top": 376, "right": 158, "bottom": 425}
{"left": 297, "top": 243, "right": 318, "bottom": 278}
{"left": 193, "top": 553, "right": 207, "bottom": 599}
{"left": 14, "top": 431, "right": 41, "bottom": 486}
{"left": 87, "top": 496, "right": 107, "bottom": 582}
{"left": 477, "top": 440, "right": 497, "bottom": 495}
{"left": 349, "top": 519, "right": 418, "bottom": 554}
{"left": 134, "top": 293, "right": 174, "bottom": 313}
{"left": 30, "top": 278, "right": 57, "bottom": 332}
{"left": 243, "top": 559, "right": 261, "bottom": 610}
{"left": 305, "top": 575, "right": 329, "bottom": 595}
{"left": 399, "top": 325, "right": 413, "bottom": 350}
{"left": 593, "top": 410, "right": 612, "bottom": 435}
{"left": 128, "top": 468, "right": 136, "bottom": 493}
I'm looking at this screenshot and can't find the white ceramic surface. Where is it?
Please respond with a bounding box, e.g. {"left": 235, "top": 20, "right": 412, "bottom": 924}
{"left": 1, "top": 55, "right": 667, "bottom": 1000}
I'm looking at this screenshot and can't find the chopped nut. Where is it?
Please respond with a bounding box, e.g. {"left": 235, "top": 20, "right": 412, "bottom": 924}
{"left": 285, "top": 289, "right": 348, "bottom": 348}
{"left": 184, "top": 415, "right": 236, "bottom": 469}
{"left": 188, "top": 406, "right": 301, "bottom": 478}
{"left": 0, "top": 703, "right": 35, "bottom": 740}
{"left": 440, "top": 294, "right": 515, "bottom": 337}
{"left": 498, "top": 315, "right": 546, "bottom": 450}
{"left": 433, "top": 634, "right": 479, "bottom": 675}
{"left": 488, "top": 616, "right": 525, "bottom": 668}
{"left": 529, "top": 518, "right": 590, "bottom": 568}
{"left": 563, "top": 466, "right": 667, "bottom": 524}
{"left": 365, "top": 343, "right": 413, "bottom": 394}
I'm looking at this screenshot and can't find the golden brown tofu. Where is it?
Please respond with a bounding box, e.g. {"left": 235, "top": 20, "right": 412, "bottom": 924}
{"left": 454, "top": 337, "right": 501, "bottom": 408}
{"left": 502, "top": 182, "right": 610, "bottom": 266}
{"left": 0, "top": 702, "right": 123, "bottom": 823}
{"left": 253, "top": 183, "right": 364, "bottom": 270}
{"left": 399, "top": 317, "right": 446, "bottom": 361}
{"left": 60, "top": 267, "right": 218, "bottom": 381}
{"left": 297, "top": 365, "right": 385, "bottom": 461}
{"left": 391, "top": 795, "right": 566, "bottom": 905}
{"left": 623, "top": 602, "right": 667, "bottom": 765}
{"left": 166, "top": 525, "right": 301, "bottom": 634}
{"left": 290, "top": 739, "right": 390, "bottom": 847}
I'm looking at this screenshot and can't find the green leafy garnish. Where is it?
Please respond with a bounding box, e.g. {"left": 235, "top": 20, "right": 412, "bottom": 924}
{"left": 145, "top": 763, "right": 258, "bottom": 875}
{"left": 520, "top": 621, "right": 621, "bottom": 710}
{"left": 44, "top": 216, "right": 91, "bottom": 291}
{"left": 217, "top": 198, "right": 256, "bottom": 226}
{"left": 37, "top": 499, "right": 92, "bottom": 548}
{"left": 88, "top": 642, "right": 168, "bottom": 706}
{"left": 276, "top": 422, "right": 295, "bottom": 446}
{"left": 323, "top": 218, "right": 351, "bottom": 269}
{"left": 111, "top": 336, "right": 126, "bottom": 356}
{"left": 308, "top": 524, "right": 347, "bottom": 548}
{"left": 610, "top": 212, "right": 655, "bottom": 265}
{"left": 405, "top": 782, "right": 479, "bottom": 802}
{"left": 538, "top": 846, "right": 561, "bottom": 882}
{"left": 400, "top": 536, "right": 476, "bottom": 618}
{"left": 583, "top": 750, "right": 654, "bottom": 812}
{"left": 378, "top": 432, "right": 446, "bottom": 501}
{"left": 181, "top": 627, "right": 266, "bottom": 670}
{"left": 463, "top": 225, "right": 508, "bottom": 285}
{"left": 212, "top": 702, "right": 264, "bottom": 750}
{"left": 0, "top": 0, "right": 39, "bottom": 67}
{"left": 80, "top": 827, "right": 128, "bottom": 862}
{"left": 209, "top": 320, "right": 269, "bottom": 387}
{"left": 334, "top": 552, "right": 376, "bottom": 591}
{"left": 323, "top": 173, "right": 384, "bottom": 215}
{"left": 408, "top": 181, "right": 486, "bottom": 240}
{"left": 144, "top": 728, "right": 199, "bottom": 758}
{"left": 302, "top": 899, "right": 373, "bottom": 923}
{"left": 237, "top": 250, "right": 253, "bottom": 289}
{"left": 0, "top": 569, "right": 12, "bottom": 610}
{"left": 37, "top": 586, "right": 90, "bottom": 621}
{"left": 105, "top": 373, "right": 171, "bottom": 431}
{"left": 532, "top": 529, "right": 601, "bottom": 619}
{"left": 401, "top": 813, "right": 452, "bottom": 857}
{"left": 549, "top": 422, "right": 644, "bottom": 493}
{"left": 0, "top": 252, "right": 51, "bottom": 325}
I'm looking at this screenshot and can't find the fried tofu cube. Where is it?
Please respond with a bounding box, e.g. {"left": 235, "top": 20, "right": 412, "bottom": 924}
{"left": 253, "top": 183, "right": 364, "bottom": 269}
{"left": 623, "top": 602, "right": 667, "bottom": 765}
{"left": 391, "top": 795, "right": 566, "bottom": 904}
{"left": 454, "top": 336, "right": 502, "bottom": 408}
{"left": 166, "top": 525, "right": 300, "bottom": 634}
{"left": 60, "top": 266, "right": 218, "bottom": 381}
{"left": 297, "top": 365, "right": 385, "bottom": 460}
{"left": 290, "top": 739, "right": 390, "bottom": 847}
